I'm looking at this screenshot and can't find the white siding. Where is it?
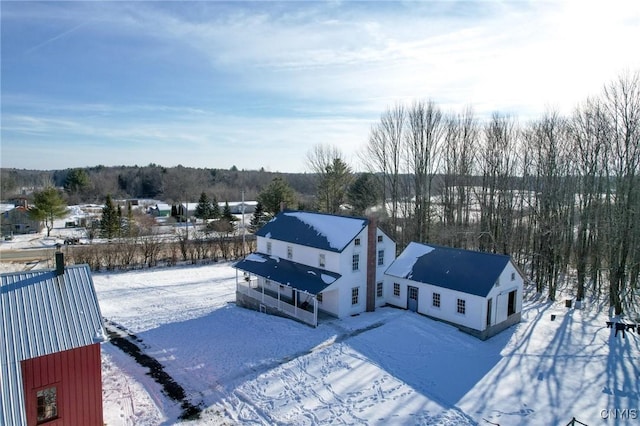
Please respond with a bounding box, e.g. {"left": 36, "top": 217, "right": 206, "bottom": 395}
{"left": 255, "top": 223, "right": 396, "bottom": 319}
{"left": 385, "top": 260, "right": 524, "bottom": 333}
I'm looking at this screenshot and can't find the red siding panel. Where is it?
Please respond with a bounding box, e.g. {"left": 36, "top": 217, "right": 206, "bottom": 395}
{"left": 21, "top": 344, "right": 103, "bottom": 426}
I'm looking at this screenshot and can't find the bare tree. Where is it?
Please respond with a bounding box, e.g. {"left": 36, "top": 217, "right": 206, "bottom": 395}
{"left": 526, "top": 110, "right": 573, "bottom": 300}
{"left": 601, "top": 71, "right": 640, "bottom": 315}
{"left": 361, "top": 104, "right": 405, "bottom": 242}
{"left": 476, "top": 113, "right": 519, "bottom": 255}
{"left": 441, "top": 107, "right": 477, "bottom": 247}
{"left": 569, "top": 97, "right": 609, "bottom": 302}
{"left": 405, "top": 100, "right": 445, "bottom": 243}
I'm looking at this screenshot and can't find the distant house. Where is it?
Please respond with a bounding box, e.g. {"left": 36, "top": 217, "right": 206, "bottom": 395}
{"left": 234, "top": 210, "right": 395, "bottom": 326}
{"left": 384, "top": 242, "right": 523, "bottom": 340}
{"left": 149, "top": 202, "right": 172, "bottom": 217}
{"left": 0, "top": 255, "right": 106, "bottom": 425}
{"left": 174, "top": 203, "right": 199, "bottom": 221}
{"left": 0, "top": 199, "right": 42, "bottom": 236}
{"left": 222, "top": 201, "right": 258, "bottom": 215}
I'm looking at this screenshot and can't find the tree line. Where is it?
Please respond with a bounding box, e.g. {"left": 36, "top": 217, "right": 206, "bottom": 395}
{"left": 4, "top": 71, "right": 638, "bottom": 316}
{"left": 356, "top": 71, "right": 639, "bottom": 315}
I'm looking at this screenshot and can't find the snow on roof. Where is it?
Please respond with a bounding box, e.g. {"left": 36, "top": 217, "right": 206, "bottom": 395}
{"left": 234, "top": 252, "right": 341, "bottom": 294}
{"left": 256, "top": 211, "right": 368, "bottom": 253}
{"left": 385, "top": 242, "right": 434, "bottom": 279}
{"left": 0, "top": 204, "right": 15, "bottom": 214}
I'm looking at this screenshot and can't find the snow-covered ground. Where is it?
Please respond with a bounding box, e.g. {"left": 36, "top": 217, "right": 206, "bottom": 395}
{"left": 3, "top": 211, "right": 638, "bottom": 425}
{"left": 94, "top": 263, "right": 640, "bottom": 426}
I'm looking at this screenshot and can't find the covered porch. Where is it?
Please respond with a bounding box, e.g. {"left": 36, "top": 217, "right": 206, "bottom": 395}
{"left": 234, "top": 253, "right": 341, "bottom": 327}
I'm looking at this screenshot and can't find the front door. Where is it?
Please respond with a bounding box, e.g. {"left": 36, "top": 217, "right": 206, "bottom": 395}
{"left": 486, "top": 298, "right": 493, "bottom": 327}
{"left": 407, "top": 286, "right": 418, "bottom": 312}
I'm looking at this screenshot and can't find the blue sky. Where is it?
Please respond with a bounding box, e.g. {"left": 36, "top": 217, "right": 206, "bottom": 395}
{"left": 2, "top": 1, "right": 639, "bottom": 172}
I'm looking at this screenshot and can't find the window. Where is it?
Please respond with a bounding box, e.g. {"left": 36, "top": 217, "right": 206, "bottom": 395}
{"left": 377, "top": 235, "right": 383, "bottom": 243}
{"left": 511, "top": 272, "right": 516, "bottom": 281}
{"left": 287, "top": 246, "right": 293, "bottom": 260}
{"left": 351, "top": 287, "right": 359, "bottom": 305}
{"left": 376, "top": 282, "right": 383, "bottom": 298}
{"left": 352, "top": 254, "right": 360, "bottom": 271}
{"left": 432, "top": 292, "right": 441, "bottom": 308}
{"left": 377, "top": 250, "right": 384, "bottom": 266}
{"left": 317, "top": 292, "right": 323, "bottom": 303}
{"left": 37, "top": 387, "right": 58, "bottom": 423}
{"left": 319, "top": 253, "right": 326, "bottom": 268}
{"left": 354, "top": 238, "right": 361, "bottom": 246}
{"left": 457, "top": 298, "right": 466, "bottom": 315}
{"left": 393, "top": 283, "right": 400, "bottom": 297}
{"left": 266, "top": 241, "right": 272, "bottom": 255}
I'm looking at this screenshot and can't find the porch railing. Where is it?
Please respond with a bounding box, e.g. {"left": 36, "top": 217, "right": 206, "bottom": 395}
{"left": 237, "top": 280, "right": 317, "bottom": 327}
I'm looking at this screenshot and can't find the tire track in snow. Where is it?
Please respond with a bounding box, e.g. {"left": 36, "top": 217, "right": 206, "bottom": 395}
{"left": 104, "top": 318, "right": 203, "bottom": 421}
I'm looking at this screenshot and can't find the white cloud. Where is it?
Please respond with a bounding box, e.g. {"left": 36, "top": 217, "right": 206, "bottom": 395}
{"left": 2, "top": 1, "right": 639, "bottom": 171}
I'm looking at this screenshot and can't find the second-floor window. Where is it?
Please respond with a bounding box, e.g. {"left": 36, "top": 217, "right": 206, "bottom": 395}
{"left": 352, "top": 254, "right": 360, "bottom": 271}
{"left": 377, "top": 250, "right": 384, "bottom": 266}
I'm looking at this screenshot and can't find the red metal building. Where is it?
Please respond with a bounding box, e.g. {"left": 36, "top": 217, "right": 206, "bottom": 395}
{"left": 1, "top": 257, "right": 106, "bottom": 425}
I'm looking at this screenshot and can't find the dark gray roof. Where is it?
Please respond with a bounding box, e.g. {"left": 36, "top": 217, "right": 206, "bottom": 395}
{"left": 386, "top": 242, "right": 512, "bottom": 297}
{"left": 234, "top": 252, "right": 341, "bottom": 294}
{"left": 256, "top": 210, "right": 368, "bottom": 253}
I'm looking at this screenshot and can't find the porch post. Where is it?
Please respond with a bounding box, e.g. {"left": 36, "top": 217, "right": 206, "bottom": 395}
{"left": 278, "top": 285, "right": 281, "bottom": 310}
{"left": 261, "top": 283, "right": 265, "bottom": 302}
{"left": 313, "top": 296, "right": 318, "bottom": 327}
{"left": 294, "top": 289, "right": 298, "bottom": 317}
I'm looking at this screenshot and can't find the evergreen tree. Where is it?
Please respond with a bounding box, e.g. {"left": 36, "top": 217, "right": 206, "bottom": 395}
{"left": 250, "top": 201, "right": 269, "bottom": 232}
{"left": 348, "top": 173, "right": 381, "bottom": 215}
{"left": 258, "top": 177, "right": 297, "bottom": 216}
{"left": 63, "top": 168, "right": 90, "bottom": 193}
{"left": 195, "top": 192, "right": 213, "bottom": 220}
{"left": 211, "top": 195, "right": 221, "bottom": 219}
{"left": 101, "top": 194, "right": 120, "bottom": 239}
{"left": 222, "top": 201, "right": 236, "bottom": 221}
{"left": 29, "top": 186, "right": 68, "bottom": 237}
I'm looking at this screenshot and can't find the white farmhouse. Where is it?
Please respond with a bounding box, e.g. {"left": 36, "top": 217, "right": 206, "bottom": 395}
{"left": 384, "top": 242, "right": 524, "bottom": 340}
{"left": 234, "top": 210, "right": 395, "bottom": 326}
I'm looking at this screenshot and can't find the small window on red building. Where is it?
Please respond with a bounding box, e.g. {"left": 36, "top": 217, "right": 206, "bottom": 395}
{"left": 36, "top": 386, "right": 58, "bottom": 423}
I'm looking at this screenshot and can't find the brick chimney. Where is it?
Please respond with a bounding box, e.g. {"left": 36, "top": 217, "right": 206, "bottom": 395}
{"left": 366, "top": 216, "right": 377, "bottom": 312}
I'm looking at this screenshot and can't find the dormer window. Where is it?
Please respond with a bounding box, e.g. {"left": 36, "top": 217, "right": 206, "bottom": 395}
{"left": 354, "top": 238, "right": 361, "bottom": 246}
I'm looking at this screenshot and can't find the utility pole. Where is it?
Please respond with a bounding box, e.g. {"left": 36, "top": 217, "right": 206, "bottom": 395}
{"left": 241, "top": 190, "right": 246, "bottom": 256}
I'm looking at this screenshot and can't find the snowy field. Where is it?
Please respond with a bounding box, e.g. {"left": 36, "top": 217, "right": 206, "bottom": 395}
{"left": 2, "top": 215, "right": 638, "bottom": 425}
{"left": 93, "top": 263, "right": 640, "bottom": 426}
